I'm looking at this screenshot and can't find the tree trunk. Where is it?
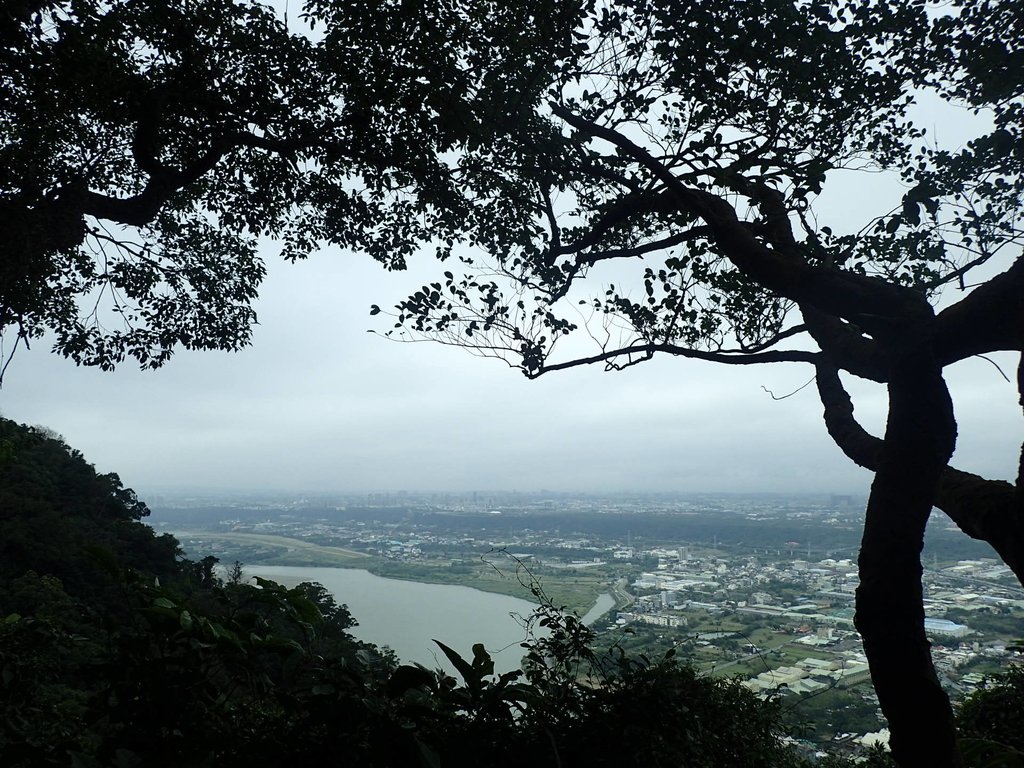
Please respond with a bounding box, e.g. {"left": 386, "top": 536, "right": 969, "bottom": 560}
{"left": 815, "top": 361, "right": 1024, "bottom": 585}
{"left": 856, "top": 354, "right": 962, "bottom": 767}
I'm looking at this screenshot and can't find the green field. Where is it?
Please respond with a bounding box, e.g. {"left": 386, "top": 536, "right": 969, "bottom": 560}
{"left": 178, "top": 531, "right": 369, "bottom": 566}
{"left": 177, "top": 533, "right": 608, "bottom": 614}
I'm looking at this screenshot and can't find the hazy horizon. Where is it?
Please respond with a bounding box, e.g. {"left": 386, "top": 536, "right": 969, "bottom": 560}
{"left": 139, "top": 486, "right": 869, "bottom": 499}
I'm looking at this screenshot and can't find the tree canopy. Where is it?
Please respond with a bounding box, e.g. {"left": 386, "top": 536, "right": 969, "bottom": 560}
{"left": 0, "top": 0, "right": 582, "bottom": 370}
{"left": 376, "top": 2, "right": 1024, "bottom": 765}
{"left": 3, "top": 1, "right": 1024, "bottom": 765}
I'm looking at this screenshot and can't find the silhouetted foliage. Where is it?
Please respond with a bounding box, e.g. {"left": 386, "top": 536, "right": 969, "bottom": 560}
{"left": 0, "top": 0, "right": 583, "bottom": 372}
{"left": 0, "top": 417, "right": 180, "bottom": 596}
{"left": 958, "top": 666, "right": 1024, "bottom": 762}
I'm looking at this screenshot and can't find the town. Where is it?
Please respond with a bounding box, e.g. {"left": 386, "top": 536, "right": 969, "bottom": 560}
{"left": 151, "top": 490, "right": 1024, "bottom": 756}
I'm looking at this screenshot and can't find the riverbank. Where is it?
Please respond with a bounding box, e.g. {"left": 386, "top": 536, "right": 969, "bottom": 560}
{"left": 175, "top": 530, "right": 614, "bottom": 615}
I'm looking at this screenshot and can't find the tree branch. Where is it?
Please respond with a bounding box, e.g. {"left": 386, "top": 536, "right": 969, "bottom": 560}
{"left": 530, "top": 342, "right": 820, "bottom": 378}
{"left": 540, "top": 183, "right": 561, "bottom": 256}
{"left": 84, "top": 128, "right": 325, "bottom": 228}
{"left": 549, "top": 103, "right": 933, "bottom": 337}
{"left": 802, "top": 305, "right": 887, "bottom": 383}
{"left": 551, "top": 188, "right": 679, "bottom": 258}
{"left": 84, "top": 144, "right": 228, "bottom": 227}
{"left": 727, "top": 323, "right": 809, "bottom": 354}
{"left": 921, "top": 252, "right": 995, "bottom": 292}
{"left": 571, "top": 226, "right": 714, "bottom": 267}
{"left": 934, "top": 253, "right": 1024, "bottom": 364}
{"left": 815, "top": 361, "right": 1024, "bottom": 583}
{"left": 814, "top": 362, "right": 883, "bottom": 469}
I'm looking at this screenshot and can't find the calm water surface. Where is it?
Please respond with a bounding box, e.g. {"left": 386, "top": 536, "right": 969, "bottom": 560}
{"left": 245, "top": 565, "right": 613, "bottom": 674}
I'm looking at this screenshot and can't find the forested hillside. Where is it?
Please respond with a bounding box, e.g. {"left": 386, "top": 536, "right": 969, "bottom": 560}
{"left": 0, "top": 419, "right": 180, "bottom": 594}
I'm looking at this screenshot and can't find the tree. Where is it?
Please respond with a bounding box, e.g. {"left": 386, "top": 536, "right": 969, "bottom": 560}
{"left": 0, "top": 416, "right": 181, "bottom": 594}
{"left": 0, "top": 0, "right": 583, "bottom": 373}
{"left": 376, "top": 2, "right": 1023, "bottom": 766}
{"left": 6, "top": 1, "right": 1023, "bottom": 764}
{"left": 957, "top": 666, "right": 1024, "bottom": 757}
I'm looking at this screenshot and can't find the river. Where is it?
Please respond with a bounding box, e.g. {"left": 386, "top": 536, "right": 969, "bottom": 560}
{"left": 245, "top": 565, "right": 614, "bottom": 674}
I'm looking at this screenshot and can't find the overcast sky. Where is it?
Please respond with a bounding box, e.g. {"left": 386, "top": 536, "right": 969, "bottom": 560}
{"left": 1, "top": 93, "right": 1020, "bottom": 499}
{"left": 2, "top": 239, "right": 1019, "bottom": 499}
